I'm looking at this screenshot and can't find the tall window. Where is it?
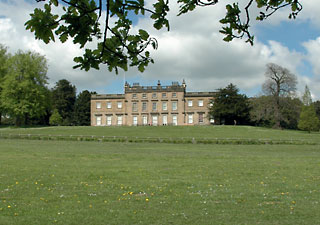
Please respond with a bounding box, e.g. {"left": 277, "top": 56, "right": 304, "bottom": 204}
{"left": 172, "top": 115, "right": 177, "bottom": 126}
{"left": 162, "top": 93, "right": 167, "bottom": 98}
{"left": 142, "top": 93, "right": 147, "bottom": 98}
{"left": 96, "top": 116, "right": 102, "bottom": 125}
{"left": 172, "top": 101, "right": 177, "bottom": 111}
{"left": 132, "top": 93, "right": 137, "bottom": 99}
{"left": 188, "top": 114, "right": 193, "bottom": 124}
{"left": 162, "top": 115, "right": 168, "bottom": 125}
{"left": 132, "top": 102, "right": 138, "bottom": 112}
{"left": 96, "top": 102, "right": 101, "bottom": 109}
{"left": 152, "top": 102, "right": 157, "bottom": 111}
{"left": 198, "top": 100, "right": 203, "bottom": 107}
{"left": 133, "top": 116, "right": 138, "bottom": 126}
{"left": 117, "top": 115, "right": 122, "bottom": 125}
{"left": 106, "top": 116, "right": 112, "bottom": 126}
{"left": 188, "top": 100, "right": 193, "bottom": 107}
{"left": 162, "top": 102, "right": 167, "bottom": 111}
{"left": 142, "top": 115, "right": 148, "bottom": 125}
{"left": 107, "top": 102, "right": 112, "bottom": 109}
{"left": 142, "top": 102, "right": 147, "bottom": 111}
{"left": 172, "top": 92, "right": 177, "bottom": 98}
{"left": 117, "top": 102, "right": 122, "bottom": 109}
{"left": 152, "top": 115, "right": 158, "bottom": 126}
{"left": 199, "top": 113, "right": 204, "bottom": 123}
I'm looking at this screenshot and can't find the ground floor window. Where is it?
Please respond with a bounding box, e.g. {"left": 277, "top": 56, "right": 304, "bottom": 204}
{"left": 96, "top": 116, "right": 102, "bottom": 126}
{"left": 133, "top": 116, "right": 138, "bottom": 126}
{"left": 152, "top": 115, "right": 158, "bottom": 126}
{"left": 117, "top": 115, "right": 123, "bottom": 125}
{"left": 188, "top": 114, "right": 193, "bottom": 124}
{"left": 162, "top": 115, "right": 167, "bottom": 125}
{"left": 106, "top": 116, "right": 112, "bottom": 126}
{"left": 172, "top": 115, "right": 177, "bottom": 126}
{"left": 142, "top": 115, "right": 148, "bottom": 125}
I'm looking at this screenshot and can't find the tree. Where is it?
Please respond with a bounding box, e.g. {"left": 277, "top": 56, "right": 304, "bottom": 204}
{"left": 73, "top": 90, "right": 95, "bottom": 126}
{"left": 314, "top": 100, "right": 320, "bottom": 120}
{"left": 302, "top": 85, "right": 312, "bottom": 106}
{"left": 26, "top": 0, "right": 302, "bottom": 73}
{"left": 0, "top": 44, "right": 9, "bottom": 125}
{"left": 298, "top": 105, "right": 320, "bottom": 133}
{"left": 262, "top": 63, "right": 297, "bottom": 128}
{"left": 49, "top": 109, "right": 63, "bottom": 125}
{"left": 52, "top": 79, "right": 76, "bottom": 125}
{"left": 210, "top": 83, "right": 251, "bottom": 125}
{"left": 0, "top": 50, "right": 48, "bottom": 126}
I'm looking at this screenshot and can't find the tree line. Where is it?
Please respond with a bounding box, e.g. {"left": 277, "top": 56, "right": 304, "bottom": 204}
{"left": 0, "top": 45, "right": 94, "bottom": 126}
{"left": 210, "top": 63, "right": 320, "bottom": 132}
{"left": 1, "top": 45, "right": 319, "bottom": 132}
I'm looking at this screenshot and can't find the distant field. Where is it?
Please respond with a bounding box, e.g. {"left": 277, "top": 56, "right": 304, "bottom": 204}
{"left": 0, "top": 139, "right": 320, "bottom": 224}
{"left": 1, "top": 125, "right": 319, "bottom": 143}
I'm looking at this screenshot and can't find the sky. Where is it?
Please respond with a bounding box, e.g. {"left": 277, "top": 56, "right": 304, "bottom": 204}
{"left": 0, "top": 0, "right": 319, "bottom": 100}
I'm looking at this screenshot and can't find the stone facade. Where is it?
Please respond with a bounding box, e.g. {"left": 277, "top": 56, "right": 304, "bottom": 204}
{"left": 91, "top": 81, "right": 216, "bottom": 126}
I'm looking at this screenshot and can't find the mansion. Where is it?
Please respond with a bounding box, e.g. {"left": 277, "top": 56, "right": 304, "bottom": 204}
{"left": 91, "top": 80, "right": 216, "bottom": 126}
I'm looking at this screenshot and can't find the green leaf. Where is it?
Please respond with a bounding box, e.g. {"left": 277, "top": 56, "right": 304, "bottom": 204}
{"left": 139, "top": 29, "right": 149, "bottom": 41}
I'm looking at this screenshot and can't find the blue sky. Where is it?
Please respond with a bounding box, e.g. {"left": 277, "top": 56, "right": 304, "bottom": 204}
{"left": 0, "top": 0, "right": 319, "bottom": 99}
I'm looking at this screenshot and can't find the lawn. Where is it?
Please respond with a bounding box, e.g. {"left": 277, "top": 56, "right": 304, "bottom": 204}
{"left": 1, "top": 125, "right": 320, "bottom": 143}
{"left": 0, "top": 139, "right": 320, "bottom": 224}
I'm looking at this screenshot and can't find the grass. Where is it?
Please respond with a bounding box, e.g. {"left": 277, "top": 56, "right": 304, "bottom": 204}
{"left": 1, "top": 139, "right": 320, "bottom": 224}
{"left": 1, "top": 125, "right": 320, "bottom": 143}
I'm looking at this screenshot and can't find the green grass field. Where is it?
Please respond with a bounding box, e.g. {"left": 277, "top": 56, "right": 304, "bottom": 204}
{"left": 0, "top": 126, "right": 320, "bottom": 224}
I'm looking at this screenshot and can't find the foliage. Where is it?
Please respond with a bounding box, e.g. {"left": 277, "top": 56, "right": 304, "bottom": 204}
{"left": 73, "top": 90, "right": 95, "bottom": 125}
{"left": 262, "top": 63, "right": 297, "bottom": 128}
{"left": 314, "top": 100, "right": 320, "bottom": 120}
{"left": 26, "top": 0, "right": 302, "bottom": 72}
{"left": 0, "top": 50, "right": 49, "bottom": 126}
{"left": 298, "top": 105, "right": 320, "bottom": 133}
{"left": 49, "top": 109, "right": 63, "bottom": 125}
{"left": 52, "top": 79, "right": 76, "bottom": 125}
{"left": 302, "top": 85, "right": 312, "bottom": 106}
{"left": 279, "top": 97, "right": 302, "bottom": 129}
{"left": 0, "top": 44, "right": 10, "bottom": 125}
{"left": 210, "top": 83, "right": 251, "bottom": 125}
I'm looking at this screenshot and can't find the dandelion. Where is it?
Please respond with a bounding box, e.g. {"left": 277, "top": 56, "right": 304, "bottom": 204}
{"left": 89, "top": 204, "right": 93, "bottom": 208}
{"left": 292, "top": 201, "right": 296, "bottom": 204}
{"left": 15, "top": 181, "right": 19, "bottom": 185}
{"left": 8, "top": 205, "right": 11, "bottom": 208}
{"left": 14, "top": 213, "right": 18, "bottom": 216}
{"left": 146, "top": 198, "right": 149, "bottom": 202}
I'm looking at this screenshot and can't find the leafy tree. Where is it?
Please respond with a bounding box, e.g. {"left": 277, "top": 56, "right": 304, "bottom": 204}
{"left": 0, "top": 44, "right": 10, "bottom": 125}
{"left": 0, "top": 50, "right": 48, "bottom": 126}
{"left": 301, "top": 85, "right": 312, "bottom": 106}
{"left": 210, "top": 83, "right": 251, "bottom": 125}
{"left": 314, "top": 100, "right": 320, "bottom": 120}
{"left": 52, "top": 79, "right": 76, "bottom": 125}
{"left": 26, "top": 0, "right": 302, "bottom": 73}
{"left": 298, "top": 105, "right": 320, "bottom": 133}
{"left": 73, "top": 90, "right": 95, "bottom": 126}
{"left": 49, "top": 109, "right": 63, "bottom": 125}
{"left": 262, "top": 63, "right": 297, "bottom": 128}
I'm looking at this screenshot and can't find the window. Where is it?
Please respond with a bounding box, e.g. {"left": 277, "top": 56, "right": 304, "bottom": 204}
{"left": 198, "top": 100, "right": 204, "bottom": 107}
{"left": 172, "top": 101, "right": 177, "bottom": 111}
{"left": 188, "top": 100, "right": 193, "bottom": 107}
{"left": 142, "top": 93, "right": 147, "bottom": 98}
{"left": 142, "top": 115, "right": 148, "bottom": 125}
{"left": 199, "top": 113, "right": 204, "bottom": 123}
{"left": 162, "top": 102, "right": 167, "bottom": 111}
{"left": 152, "top": 115, "right": 158, "bottom": 126}
{"left": 96, "top": 102, "right": 101, "bottom": 109}
{"left": 133, "top": 116, "right": 138, "bottom": 126}
{"left": 172, "top": 92, "right": 177, "bottom": 98}
{"left": 162, "top": 93, "right": 167, "bottom": 98}
{"left": 96, "top": 116, "right": 102, "bottom": 125}
{"left": 162, "top": 115, "right": 167, "bottom": 125}
{"left": 107, "top": 102, "right": 112, "bottom": 109}
{"left": 117, "top": 116, "right": 122, "bottom": 125}
{"left": 152, "top": 93, "right": 157, "bottom": 98}
{"left": 132, "top": 93, "right": 137, "bottom": 99}
{"left": 106, "top": 116, "right": 112, "bottom": 126}
{"left": 188, "top": 114, "right": 193, "bottom": 124}
{"left": 152, "top": 102, "right": 157, "bottom": 111}
{"left": 142, "top": 102, "right": 147, "bottom": 111}
{"left": 117, "top": 102, "right": 122, "bottom": 109}
{"left": 132, "top": 102, "right": 138, "bottom": 112}
{"left": 172, "top": 115, "right": 177, "bottom": 126}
